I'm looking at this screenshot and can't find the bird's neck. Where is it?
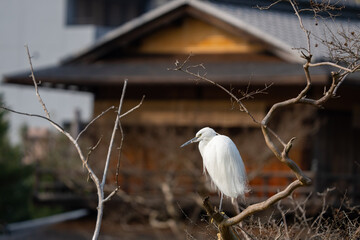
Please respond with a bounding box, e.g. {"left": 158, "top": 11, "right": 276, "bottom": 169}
{"left": 198, "top": 138, "right": 210, "bottom": 157}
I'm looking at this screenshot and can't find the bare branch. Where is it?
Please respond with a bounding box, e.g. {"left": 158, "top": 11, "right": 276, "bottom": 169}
{"left": 119, "top": 95, "right": 145, "bottom": 119}
{"left": 320, "top": 25, "right": 360, "bottom": 65}
{"left": 333, "top": 72, "right": 349, "bottom": 95}
{"left": 102, "top": 80, "right": 128, "bottom": 187}
{"left": 261, "top": 126, "right": 311, "bottom": 185}
{"left": 289, "top": 0, "right": 312, "bottom": 55}
{"left": 115, "top": 117, "right": 124, "bottom": 187}
{"left": 25, "top": 45, "right": 50, "bottom": 118}
{"left": 224, "top": 180, "right": 303, "bottom": 227}
{"left": 4, "top": 47, "right": 146, "bottom": 240}
{"left": 171, "top": 58, "right": 263, "bottom": 124}
{"left": 76, "top": 106, "right": 115, "bottom": 142}
{"left": 84, "top": 136, "right": 103, "bottom": 168}
{"left": 238, "top": 82, "right": 273, "bottom": 101}
{"left": 103, "top": 186, "right": 119, "bottom": 203}
{"left": 181, "top": 1, "right": 360, "bottom": 238}
{"left": 256, "top": 0, "right": 283, "bottom": 10}
{"left": 0, "top": 105, "right": 64, "bottom": 131}
{"left": 308, "top": 61, "right": 357, "bottom": 72}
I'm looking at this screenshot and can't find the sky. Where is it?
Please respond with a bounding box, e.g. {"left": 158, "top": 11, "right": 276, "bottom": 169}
{"left": 0, "top": 0, "right": 96, "bottom": 144}
{"left": 1, "top": 85, "right": 93, "bottom": 144}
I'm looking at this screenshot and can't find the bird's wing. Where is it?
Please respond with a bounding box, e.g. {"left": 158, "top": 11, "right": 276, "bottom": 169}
{"left": 203, "top": 135, "right": 248, "bottom": 198}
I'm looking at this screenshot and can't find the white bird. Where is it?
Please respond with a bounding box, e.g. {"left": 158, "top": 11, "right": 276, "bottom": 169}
{"left": 181, "top": 127, "right": 248, "bottom": 211}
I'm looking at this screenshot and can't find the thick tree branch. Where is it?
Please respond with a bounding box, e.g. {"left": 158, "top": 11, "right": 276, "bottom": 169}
{"left": 174, "top": 1, "right": 359, "bottom": 239}
{"left": 224, "top": 180, "right": 303, "bottom": 227}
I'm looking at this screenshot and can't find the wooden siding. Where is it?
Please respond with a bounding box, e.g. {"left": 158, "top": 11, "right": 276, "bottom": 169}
{"left": 315, "top": 109, "right": 360, "bottom": 201}
{"left": 136, "top": 17, "right": 266, "bottom": 54}
{"left": 94, "top": 99, "right": 265, "bottom": 127}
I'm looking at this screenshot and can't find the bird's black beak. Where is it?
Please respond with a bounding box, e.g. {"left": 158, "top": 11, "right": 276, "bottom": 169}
{"left": 180, "top": 136, "right": 198, "bottom": 148}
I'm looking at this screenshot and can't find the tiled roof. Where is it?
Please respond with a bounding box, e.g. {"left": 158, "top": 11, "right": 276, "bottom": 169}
{"left": 205, "top": 0, "right": 360, "bottom": 61}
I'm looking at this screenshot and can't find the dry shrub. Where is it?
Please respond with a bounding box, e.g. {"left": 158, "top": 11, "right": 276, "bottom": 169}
{"left": 228, "top": 188, "right": 360, "bottom": 240}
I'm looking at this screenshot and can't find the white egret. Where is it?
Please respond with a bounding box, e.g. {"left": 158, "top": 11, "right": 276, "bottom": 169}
{"left": 181, "top": 127, "right": 248, "bottom": 211}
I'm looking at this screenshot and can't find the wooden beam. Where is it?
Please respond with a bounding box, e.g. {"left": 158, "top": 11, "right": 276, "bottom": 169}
{"left": 95, "top": 100, "right": 265, "bottom": 127}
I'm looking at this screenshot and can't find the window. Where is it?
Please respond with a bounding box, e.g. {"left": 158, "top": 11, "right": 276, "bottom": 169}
{"left": 66, "top": 0, "right": 150, "bottom": 26}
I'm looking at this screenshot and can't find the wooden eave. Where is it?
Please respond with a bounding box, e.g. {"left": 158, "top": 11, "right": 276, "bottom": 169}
{"left": 3, "top": 60, "right": 329, "bottom": 90}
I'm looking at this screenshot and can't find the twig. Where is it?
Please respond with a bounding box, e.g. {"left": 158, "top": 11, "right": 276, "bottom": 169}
{"left": 0, "top": 106, "right": 64, "bottom": 131}
{"left": 256, "top": 0, "right": 282, "bottom": 10}
{"left": 171, "top": 58, "right": 267, "bottom": 124}
{"left": 25, "top": 45, "right": 50, "bottom": 118}
{"left": 84, "top": 136, "right": 103, "bottom": 167}
{"left": 76, "top": 106, "right": 115, "bottom": 142}
{"left": 102, "top": 80, "right": 127, "bottom": 187}
{"left": 308, "top": 61, "right": 354, "bottom": 72}
{"left": 103, "top": 186, "right": 120, "bottom": 203}
{"left": 115, "top": 117, "right": 124, "bottom": 187}
{"left": 289, "top": 0, "right": 312, "bottom": 54}
{"left": 112, "top": 95, "right": 146, "bottom": 187}
{"left": 119, "top": 95, "right": 145, "bottom": 119}
{"left": 277, "top": 201, "right": 290, "bottom": 240}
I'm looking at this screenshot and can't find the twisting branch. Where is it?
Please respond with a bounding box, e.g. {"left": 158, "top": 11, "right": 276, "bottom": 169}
{"left": 224, "top": 180, "right": 303, "bottom": 227}
{"left": 172, "top": 56, "right": 312, "bottom": 187}
{"left": 174, "top": 2, "right": 359, "bottom": 239}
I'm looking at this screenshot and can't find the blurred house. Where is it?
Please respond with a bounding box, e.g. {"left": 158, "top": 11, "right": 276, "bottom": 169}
{"left": 4, "top": 0, "right": 360, "bottom": 206}
{"left": 22, "top": 127, "right": 50, "bottom": 165}
{"left": 0, "top": 0, "right": 167, "bottom": 144}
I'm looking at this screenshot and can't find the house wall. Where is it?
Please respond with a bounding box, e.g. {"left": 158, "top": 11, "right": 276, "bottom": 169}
{"left": 89, "top": 94, "right": 313, "bottom": 203}
{"left": 55, "top": 6, "right": 360, "bottom": 205}
{"left": 314, "top": 109, "right": 360, "bottom": 202}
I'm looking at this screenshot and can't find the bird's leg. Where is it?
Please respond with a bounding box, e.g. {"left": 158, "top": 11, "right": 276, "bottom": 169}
{"left": 231, "top": 197, "right": 240, "bottom": 214}
{"left": 219, "top": 192, "right": 223, "bottom": 212}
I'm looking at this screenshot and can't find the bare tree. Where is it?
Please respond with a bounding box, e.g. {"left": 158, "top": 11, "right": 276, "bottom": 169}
{"left": 0, "top": 46, "right": 144, "bottom": 240}
{"left": 172, "top": 1, "right": 360, "bottom": 239}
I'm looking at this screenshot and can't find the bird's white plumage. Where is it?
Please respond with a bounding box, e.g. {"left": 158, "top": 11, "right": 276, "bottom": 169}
{"left": 201, "top": 135, "right": 247, "bottom": 198}
{"left": 182, "top": 127, "right": 248, "bottom": 201}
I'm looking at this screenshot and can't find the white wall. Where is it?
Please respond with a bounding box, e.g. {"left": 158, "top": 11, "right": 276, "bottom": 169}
{"left": 0, "top": 0, "right": 97, "bottom": 143}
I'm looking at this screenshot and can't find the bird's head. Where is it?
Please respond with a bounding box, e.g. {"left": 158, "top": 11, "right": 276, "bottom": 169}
{"left": 180, "top": 127, "right": 217, "bottom": 147}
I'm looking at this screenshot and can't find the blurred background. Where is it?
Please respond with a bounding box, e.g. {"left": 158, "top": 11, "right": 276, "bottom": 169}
{"left": 1, "top": 0, "right": 360, "bottom": 239}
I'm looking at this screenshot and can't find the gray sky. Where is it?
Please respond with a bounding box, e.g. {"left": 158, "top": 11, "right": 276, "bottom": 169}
{"left": 1, "top": 85, "right": 93, "bottom": 144}
{"left": 0, "top": 0, "right": 97, "bottom": 144}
